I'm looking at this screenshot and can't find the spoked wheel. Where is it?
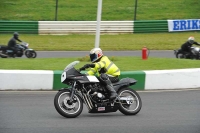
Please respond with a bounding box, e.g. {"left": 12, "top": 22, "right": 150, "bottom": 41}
{"left": 54, "top": 90, "right": 83, "bottom": 118}
{"left": 25, "top": 50, "right": 37, "bottom": 58}
{"left": 118, "top": 88, "right": 142, "bottom": 115}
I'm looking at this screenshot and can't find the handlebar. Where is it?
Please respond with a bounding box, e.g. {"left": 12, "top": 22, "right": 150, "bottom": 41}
{"left": 79, "top": 67, "right": 86, "bottom": 71}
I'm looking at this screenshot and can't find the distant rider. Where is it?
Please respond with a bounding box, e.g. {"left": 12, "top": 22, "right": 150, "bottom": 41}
{"left": 7, "top": 32, "right": 22, "bottom": 54}
{"left": 181, "top": 36, "right": 200, "bottom": 57}
{"left": 80, "top": 48, "right": 120, "bottom": 100}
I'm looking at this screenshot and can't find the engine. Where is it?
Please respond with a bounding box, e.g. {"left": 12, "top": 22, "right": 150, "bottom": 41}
{"left": 85, "top": 83, "right": 108, "bottom": 102}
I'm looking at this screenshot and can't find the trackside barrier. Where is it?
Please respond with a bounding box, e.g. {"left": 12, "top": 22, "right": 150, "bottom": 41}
{"left": 119, "top": 71, "right": 145, "bottom": 91}
{"left": 52, "top": 71, "right": 145, "bottom": 90}
{"left": 144, "top": 68, "right": 200, "bottom": 90}
{"left": 38, "top": 21, "right": 134, "bottom": 34}
{"left": 134, "top": 20, "right": 168, "bottom": 33}
{"left": 0, "top": 70, "right": 145, "bottom": 90}
{"left": 0, "top": 70, "right": 53, "bottom": 90}
{"left": 1, "top": 69, "right": 200, "bottom": 90}
{"left": 1, "top": 20, "right": 199, "bottom": 34}
{"left": 0, "top": 21, "right": 38, "bottom": 34}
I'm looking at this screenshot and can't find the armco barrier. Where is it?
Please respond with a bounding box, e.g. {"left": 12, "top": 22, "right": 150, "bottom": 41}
{"left": 38, "top": 21, "right": 134, "bottom": 34}
{"left": 1, "top": 20, "right": 199, "bottom": 34}
{"left": 0, "top": 21, "right": 38, "bottom": 34}
{"left": 134, "top": 20, "right": 168, "bottom": 33}
{"left": 0, "top": 20, "right": 168, "bottom": 34}
{"left": 1, "top": 69, "right": 200, "bottom": 90}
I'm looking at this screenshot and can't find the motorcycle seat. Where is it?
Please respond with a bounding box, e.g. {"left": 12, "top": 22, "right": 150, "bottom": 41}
{"left": 113, "top": 78, "right": 137, "bottom": 86}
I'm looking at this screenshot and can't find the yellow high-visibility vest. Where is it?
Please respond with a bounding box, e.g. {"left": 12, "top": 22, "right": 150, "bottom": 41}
{"left": 87, "top": 56, "right": 120, "bottom": 77}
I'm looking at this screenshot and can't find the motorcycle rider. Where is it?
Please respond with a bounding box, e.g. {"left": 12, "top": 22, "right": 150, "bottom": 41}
{"left": 81, "top": 48, "right": 120, "bottom": 100}
{"left": 181, "top": 36, "right": 200, "bottom": 58}
{"left": 7, "top": 32, "right": 23, "bottom": 55}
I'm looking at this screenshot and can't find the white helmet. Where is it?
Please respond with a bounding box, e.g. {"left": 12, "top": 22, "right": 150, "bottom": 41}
{"left": 89, "top": 48, "right": 103, "bottom": 63}
{"left": 188, "top": 36, "right": 195, "bottom": 44}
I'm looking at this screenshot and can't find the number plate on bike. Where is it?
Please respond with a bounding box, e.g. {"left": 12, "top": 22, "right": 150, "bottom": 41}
{"left": 98, "top": 107, "right": 105, "bottom": 111}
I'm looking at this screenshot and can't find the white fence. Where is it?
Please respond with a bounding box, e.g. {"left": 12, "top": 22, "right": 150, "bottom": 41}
{"left": 38, "top": 21, "right": 134, "bottom": 34}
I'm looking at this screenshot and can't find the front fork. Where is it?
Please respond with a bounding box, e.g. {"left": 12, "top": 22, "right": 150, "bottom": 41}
{"left": 68, "top": 82, "right": 94, "bottom": 111}
{"left": 69, "top": 81, "right": 76, "bottom": 104}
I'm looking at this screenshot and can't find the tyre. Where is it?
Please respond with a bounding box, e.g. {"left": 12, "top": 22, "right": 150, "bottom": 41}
{"left": 0, "top": 53, "right": 8, "bottom": 58}
{"left": 176, "top": 53, "right": 185, "bottom": 59}
{"left": 174, "top": 50, "right": 177, "bottom": 56}
{"left": 25, "top": 50, "right": 37, "bottom": 58}
{"left": 54, "top": 90, "right": 83, "bottom": 118}
{"left": 194, "top": 54, "right": 200, "bottom": 60}
{"left": 118, "top": 88, "right": 142, "bottom": 115}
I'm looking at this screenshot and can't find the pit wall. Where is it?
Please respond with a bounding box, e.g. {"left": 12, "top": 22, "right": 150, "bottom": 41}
{"left": 1, "top": 68, "right": 200, "bottom": 90}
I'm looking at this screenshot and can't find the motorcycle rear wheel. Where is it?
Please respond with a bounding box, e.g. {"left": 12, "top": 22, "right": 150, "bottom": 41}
{"left": 118, "top": 88, "right": 142, "bottom": 115}
{"left": 54, "top": 90, "right": 83, "bottom": 118}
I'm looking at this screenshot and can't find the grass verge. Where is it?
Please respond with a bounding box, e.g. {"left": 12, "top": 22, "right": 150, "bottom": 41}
{"left": 0, "top": 0, "right": 199, "bottom": 20}
{"left": 1, "top": 57, "right": 200, "bottom": 71}
{"left": 0, "top": 32, "right": 200, "bottom": 51}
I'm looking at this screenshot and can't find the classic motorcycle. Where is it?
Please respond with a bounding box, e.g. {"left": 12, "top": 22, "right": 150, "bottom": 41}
{"left": 0, "top": 42, "right": 37, "bottom": 58}
{"left": 54, "top": 61, "right": 142, "bottom": 118}
{"left": 174, "top": 46, "right": 200, "bottom": 59}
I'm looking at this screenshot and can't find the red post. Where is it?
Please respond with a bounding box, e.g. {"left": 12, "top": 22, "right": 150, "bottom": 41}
{"left": 142, "top": 47, "right": 148, "bottom": 60}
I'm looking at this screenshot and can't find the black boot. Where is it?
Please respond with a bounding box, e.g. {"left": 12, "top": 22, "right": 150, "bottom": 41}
{"left": 99, "top": 73, "right": 118, "bottom": 100}
{"left": 106, "top": 84, "right": 117, "bottom": 100}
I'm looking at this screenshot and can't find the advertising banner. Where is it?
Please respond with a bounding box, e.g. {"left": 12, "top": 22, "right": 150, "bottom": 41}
{"left": 168, "top": 19, "right": 200, "bottom": 32}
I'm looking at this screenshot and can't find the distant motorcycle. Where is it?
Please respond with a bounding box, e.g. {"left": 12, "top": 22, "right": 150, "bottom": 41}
{"left": 174, "top": 46, "right": 200, "bottom": 59}
{"left": 54, "top": 61, "right": 142, "bottom": 118}
{"left": 0, "top": 42, "right": 37, "bottom": 58}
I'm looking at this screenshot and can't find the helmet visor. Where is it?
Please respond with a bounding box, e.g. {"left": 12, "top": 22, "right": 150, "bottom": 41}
{"left": 90, "top": 53, "right": 97, "bottom": 62}
{"left": 190, "top": 40, "right": 194, "bottom": 44}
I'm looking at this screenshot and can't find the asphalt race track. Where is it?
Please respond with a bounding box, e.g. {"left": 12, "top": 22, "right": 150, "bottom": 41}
{"left": 34, "top": 50, "right": 175, "bottom": 58}
{"left": 1, "top": 51, "right": 199, "bottom": 133}
{"left": 0, "top": 90, "right": 200, "bottom": 133}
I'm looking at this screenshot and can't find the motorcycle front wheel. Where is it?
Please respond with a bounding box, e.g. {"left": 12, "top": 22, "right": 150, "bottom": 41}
{"left": 0, "top": 52, "right": 8, "bottom": 58}
{"left": 176, "top": 53, "right": 186, "bottom": 59}
{"left": 54, "top": 89, "right": 83, "bottom": 118}
{"left": 25, "top": 50, "right": 37, "bottom": 58}
{"left": 118, "top": 88, "right": 142, "bottom": 115}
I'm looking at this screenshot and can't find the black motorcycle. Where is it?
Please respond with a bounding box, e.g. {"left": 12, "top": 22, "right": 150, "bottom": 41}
{"left": 174, "top": 46, "right": 200, "bottom": 59}
{"left": 0, "top": 42, "right": 37, "bottom": 58}
{"left": 54, "top": 61, "right": 142, "bottom": 118}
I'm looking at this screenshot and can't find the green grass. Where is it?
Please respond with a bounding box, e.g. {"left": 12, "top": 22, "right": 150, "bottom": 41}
{"left": 1, "top": 32, "right": 200, "bottom": 51}
{"left": 0, "top": 0, "right": 199, "bottom": 21}
{"left": 1, "top": 57, "right": 200, "bottom": 71}
{"left": 0, "top": 0, "right": 200, "bottom": 71}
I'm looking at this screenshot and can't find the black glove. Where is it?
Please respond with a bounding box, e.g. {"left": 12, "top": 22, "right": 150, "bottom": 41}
{"left": 79, "top": 64, "right": 95, "bottom": 71}
{"left": 79, "top": 67, "right": 85, "bottom": 71}
{"left": 83, "top": 64, "right": 95, "bottom": 69}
